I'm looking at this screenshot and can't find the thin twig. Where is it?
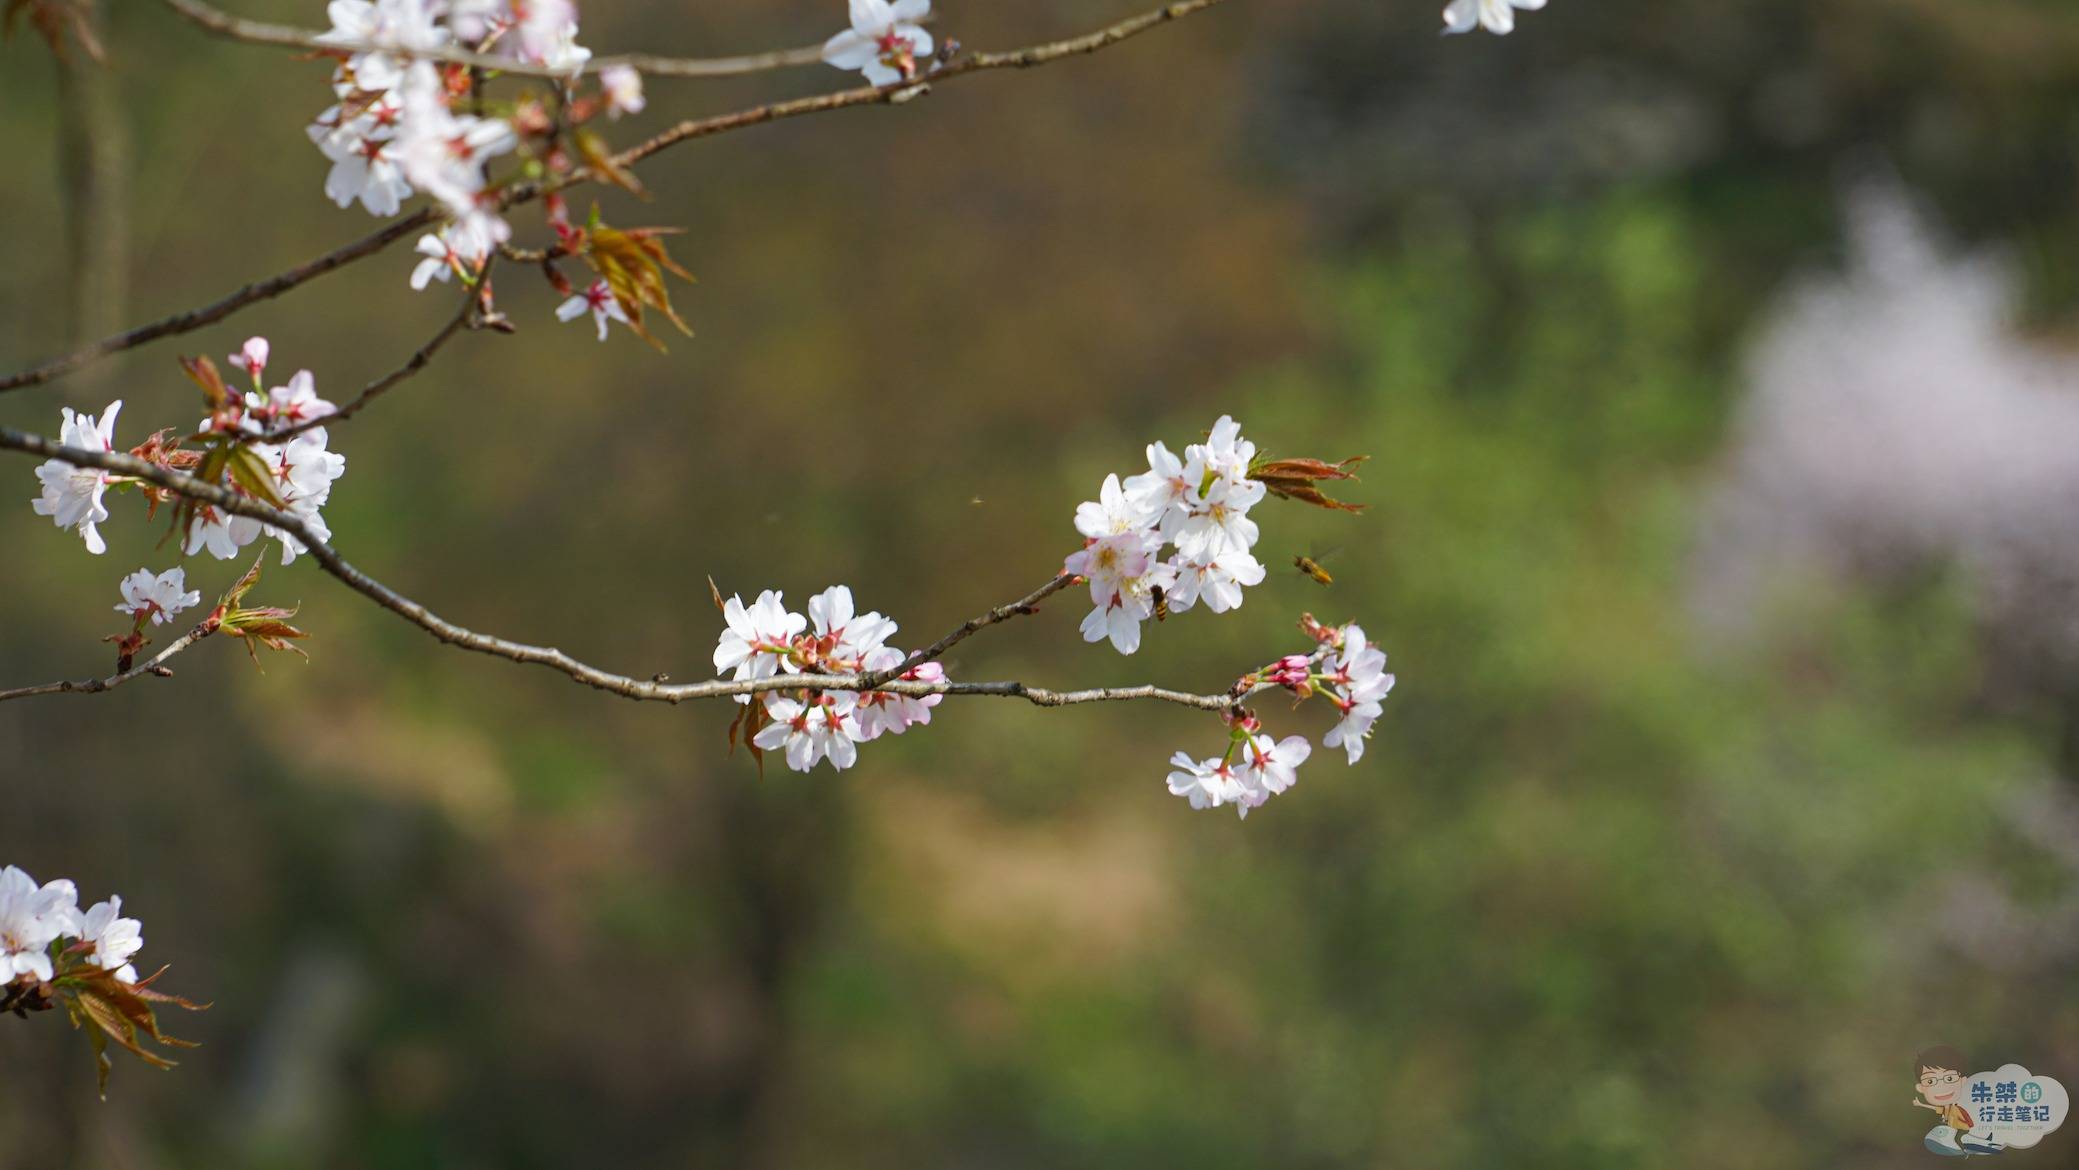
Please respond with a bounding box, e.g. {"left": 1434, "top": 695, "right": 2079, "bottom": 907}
{"left": 614, "top": 0, "right": 1229, "bottom": 167}
{"left": 158, "top": 0, "right": 842, "bottom": 80}
{"left": 855, "top": 574, "right": 1077, "bottom": 687}
{"left": 0, "top": 433, "right": 1253, "bottom": 713}
{"left": 263, "top": 279, "right": 480, "bottom": 443}
{"left": 0, "top": 622, "right": 215, "bottom": 703}
{"left": 0, "top": 0, "right": 1230, "bottom": 396}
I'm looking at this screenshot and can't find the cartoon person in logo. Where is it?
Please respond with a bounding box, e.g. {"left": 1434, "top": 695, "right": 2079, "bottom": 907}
{"left": 1914, "top": 1047, "right": 2004, "bottom": 1156}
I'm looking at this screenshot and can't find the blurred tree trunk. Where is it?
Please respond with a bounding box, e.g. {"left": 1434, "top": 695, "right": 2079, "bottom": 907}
{"left": 53, "top": 0, "right": 128, "bottom": 382}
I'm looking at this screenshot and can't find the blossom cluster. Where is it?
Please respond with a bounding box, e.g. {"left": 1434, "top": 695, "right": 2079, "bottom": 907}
{"left": 1065, "top": 415, "right": 1269, "bottom": 655}
{"left": 307, "top": 1, "right": 621, "bottom": 288}
{"left": 188, "top": 341, "right": 349, "bottom": 565}
{"left": 27, "top": 338, "right": 348, "bottom": 638}
{"left": 1, "top": 865, "right": 144, "bottom": 987}
{"left": 1165, "top": 618, "right": 1397, "bottom": 818}
{"left": 713, "top": 585, "right": 945, "bottom": 772}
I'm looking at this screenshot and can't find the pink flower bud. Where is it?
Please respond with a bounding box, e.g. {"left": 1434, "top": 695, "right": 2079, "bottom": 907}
{"left": 1267, "top": 654, "right": 1312, "bottom": 692}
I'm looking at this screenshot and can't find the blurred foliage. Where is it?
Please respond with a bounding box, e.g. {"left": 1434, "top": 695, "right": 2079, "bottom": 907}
{"left": 3, "top": 1, "right": 2078, "bottom": 1168}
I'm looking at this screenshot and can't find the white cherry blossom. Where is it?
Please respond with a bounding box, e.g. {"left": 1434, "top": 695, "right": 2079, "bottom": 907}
{"left": 1074, "top": 472, "right": 1157, "bottom": 539}
{"left": 1166, "top": 752, "right": 1243, "bottom": 811}
{"left": 411, "top": 232, "right": 460, "bottom": 290}
{"left": 116, "top": 568, "right": 201, "bottom": 626}
{"left": 557, "top": 281, "right": 628, "bottom": 341}
{"left": 1122, "top": 440, "right": 1201, "bottom": 531}
{"left": 1164, "top": 548, "right": 1266, "bottom": 615}
{"left": 714, "top": 590, "right": 807, "bottom": 686}
{"left": 393, "top": 62, "right": 517, "bottom": 220}
{"left": 1323, "top": 697, "right": 1385, "bottom": 765}
{"left": 1233, "top": 733, "right": 1310, "bottom": 818}
{"left": 31, "top": 400, "right": 122, "bottom": 555}
{"left": 312, "top": 123, "right": 413, "bottom": 216}
{"left": 754, "top": 693, "right": 866, "bottom": 772}
{"left": 1328, "top": 623, "right": 1396, "bottom": 704}
{"left": 77, "top": 897, "right": 143, "bottom": 984}
{"left": 1442, "top": 0, "right": 1547, "bottom": 36}
{"left": 0, "top": 866, "right": 79, "bottom": 985}
{"left": 807, "top": 585, "right": 897, "bottom": 666}
{"left": 823, "top": 0, "right": 934, "bottom": 87}
{"left": 1170, "top": 473, "right": 1264, "bottom": 560}
{"left": 317, "top": 0, "right": 451, "bottom": 93}
{"left": 512, "top": 0, "right": 589, "bottom": 74}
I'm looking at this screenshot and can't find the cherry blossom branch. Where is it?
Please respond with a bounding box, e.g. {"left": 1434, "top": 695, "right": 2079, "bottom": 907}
{"left": 157, "top": 0, "right": 843, "bottom": 80}
{"left": 262, "top": 280, "right": 481, "bottom": 443}
{"left": 0, "top": 620, "right": 214, "bottom": 703}
{"left": 0, "top": 0, "right": 1230, "bottom": 396}
{"left": 0, "top": 433, "right": 1257, "bottom": 713}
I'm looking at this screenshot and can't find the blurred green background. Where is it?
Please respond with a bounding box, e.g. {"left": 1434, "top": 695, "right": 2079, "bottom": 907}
{"left": 5, "top": 1, "right": 2079, "bottom": 1166}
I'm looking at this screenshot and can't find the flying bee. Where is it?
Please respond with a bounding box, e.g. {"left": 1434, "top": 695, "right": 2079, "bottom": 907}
{"left": 1151, "top": 584, "right": 1170, "bottom": 621}
{"left": 1293, "top": 554, "right": 1335, "bottom": 587}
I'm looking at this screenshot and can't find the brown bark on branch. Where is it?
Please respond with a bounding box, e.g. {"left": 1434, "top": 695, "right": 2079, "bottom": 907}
{"left": 0, "top": 622, "right": 215, "bottom": 702}
{"left": 0, "top": 432, "right": 1260, "bottom": 714}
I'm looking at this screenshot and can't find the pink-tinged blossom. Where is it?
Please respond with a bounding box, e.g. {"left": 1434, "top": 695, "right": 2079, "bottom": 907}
{"left": 116, "top": 568, "right": 201, "bottom": 626}
{"left": 244, "top": 370, "right": 339, "bottom": 433}
{"left": 1442, "top": 0, "right": 1547, "bottom": 36}
{"left": 0, "top": 866, "right": 80, "bottom": 985}
{"left": 1065, "top": 529, "right": 1170, "bottom": 654}
{"left": 77, "top": 897, "right": 143, "bottom": 984}
{"left": 754, "top": 693, "right": 866, "bottom": 772}
{"left": 823, "top": 0, "right": 934, "bottom": 87}
{"left": 1233, "top": 733, "right": 1310, "bottom": 818}
{"left": 228, "top": 337, "right": 270, "bottom": 381}
{"left": 854, "top": 650, "right": 944, "bottom": 740}
{"left": 31, "top": 400, "right": 121, "bottom": 555}
{"left": 601, "top": 63, "right": 645, "bottom": 117}
{"left": 557, "top": 281, "right": 628, "bottom": 341}
{"left": 714, "top": 590, "right": 807, "bottom": 687}
{"left": 1165, "top": 752, "right": 1244, "bottom": 811}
